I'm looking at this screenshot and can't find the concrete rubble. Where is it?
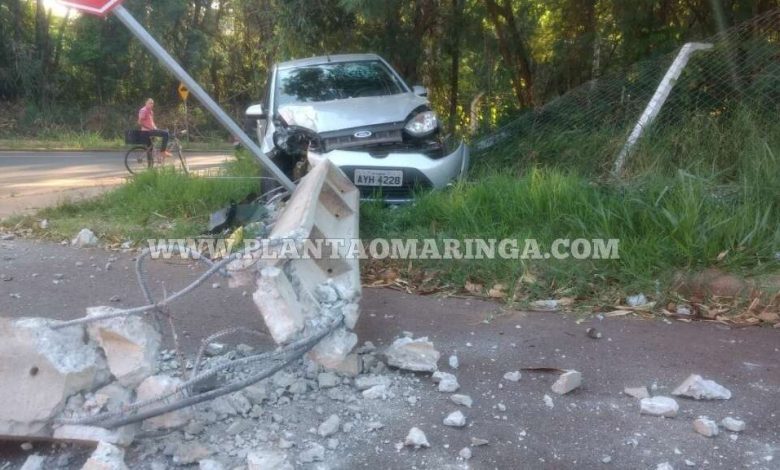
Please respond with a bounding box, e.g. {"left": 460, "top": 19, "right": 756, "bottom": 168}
{"left": 503, "top": 371, "right": 522, "bottom": 382}
{"left": 432, "top": 371, "right": 460, "bottom": 392}
{"left": 640, "top": 396, "right": 679, "bottom": 417}
{"left": 72, "top": 228, "right": 99, "bottom": 248}
{"left": 247, "top": 449, "right": 293, "bottom": 470}
{"left": 0, "top": 317, "right": 108, "bottom": 437}
{"left": 451, "top": 394, "right": 473, "bottom": 408}
{"left": 692, "top": 417, "right": 719, "bottom": 437}
{"left": 551, "top": 370, "right": 582, "bottom": 394}
{"left": 443, "top": 410, "right": 467, "bottom": 427}
{"left": 86, "top": 306, "right": 161, "bottom": 388}
{"left": 81, "top": 441, "right": 128, "bottom": 470}
{"left": 384, "top": 336, "right": 440, "bottom": 372}
{"left": 720, "top": 417, "right": 745, "bottom": 432}
{"left": 672, "top": 374, "right": 732, "bottom": 400}
{"left": 135, "top": 375, "right": 193, "bottom": 430}
{"left": 624, "top": 386, "right": 650, "bottom": 399}
{"left": 404, "top": 427, "right": 430, "bottom": 449}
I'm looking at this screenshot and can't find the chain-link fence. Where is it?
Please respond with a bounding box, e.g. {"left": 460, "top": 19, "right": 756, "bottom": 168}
{"left": 471, "top": 9, "right": 780, "bottom": 180}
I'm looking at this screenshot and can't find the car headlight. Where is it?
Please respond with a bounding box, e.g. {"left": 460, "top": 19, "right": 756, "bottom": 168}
{"left": 404, "top": 111, "right": 438, "bottom": 137}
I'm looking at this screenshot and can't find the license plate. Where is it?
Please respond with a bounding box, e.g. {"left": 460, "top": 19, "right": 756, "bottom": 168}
{"left": 353, "top": 169, "right": 403, "bottom": 187}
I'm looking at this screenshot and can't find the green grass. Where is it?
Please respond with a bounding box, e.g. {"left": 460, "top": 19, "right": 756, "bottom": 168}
{"left": 361, "top": 107, "right": 780, "bottom": 304}
{"left": 3, "top": 152, "right": 261, "bottom": 243}
{"left": 0, "top": 131, "right": 233, "bottom": 151}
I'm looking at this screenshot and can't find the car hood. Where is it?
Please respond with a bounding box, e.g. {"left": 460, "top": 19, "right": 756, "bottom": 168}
{"left": 277, "top": 93, "right": 428, "bottom": 133}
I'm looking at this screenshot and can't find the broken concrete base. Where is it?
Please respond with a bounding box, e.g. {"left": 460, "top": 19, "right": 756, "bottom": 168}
{"left": 0, "top": 317, "right": 108, "bottom": 438}
{"left": 307, "top": 328, "right": 358, "bottom": 369}
{"left": 252, "top": 267, "right": 306, "bottom": 345}
{"left": 86, "top": 307, "right": 161, "bottom": 388}
{"left": 81, "top": 441, "right": 128, "bottom": 470}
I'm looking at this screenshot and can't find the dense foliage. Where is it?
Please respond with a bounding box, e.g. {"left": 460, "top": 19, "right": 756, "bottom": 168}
{"left": 1, "top": 0, "right": 777, "bottom": 137}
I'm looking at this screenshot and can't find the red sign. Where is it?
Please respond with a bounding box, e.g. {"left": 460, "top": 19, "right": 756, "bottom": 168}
{"left": 57, "top": 0, "right": 124, "bottom": 16}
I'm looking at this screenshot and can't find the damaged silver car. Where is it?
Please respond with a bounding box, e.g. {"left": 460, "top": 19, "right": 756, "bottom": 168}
{"left": 245, "top": 53, "right": 469, "bottom": 202}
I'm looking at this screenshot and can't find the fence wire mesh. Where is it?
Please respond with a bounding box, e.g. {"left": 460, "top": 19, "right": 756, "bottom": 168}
{"left": 472, "top": 9, "right": 780, "bottom": 178}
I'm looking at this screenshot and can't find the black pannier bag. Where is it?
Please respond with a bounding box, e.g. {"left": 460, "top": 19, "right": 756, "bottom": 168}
{"left": 125, "top": 130, "right": 151, "bottom": 146}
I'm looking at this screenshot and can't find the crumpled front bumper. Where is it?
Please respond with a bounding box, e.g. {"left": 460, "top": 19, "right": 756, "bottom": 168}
{"left": 307, "top": 141, "right": 469, "bottom": 202}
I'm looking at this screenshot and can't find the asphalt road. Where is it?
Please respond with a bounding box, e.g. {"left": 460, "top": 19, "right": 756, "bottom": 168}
{"left": 0, "top": 238, "right": 777, "bottom": 469}
{"left": 0, "top": 150, "right": 230, "bottom": 218}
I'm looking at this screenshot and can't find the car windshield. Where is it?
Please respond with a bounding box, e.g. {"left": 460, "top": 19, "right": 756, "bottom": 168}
{"left": 275, "top": 60, "right": 405, "bottom": 108}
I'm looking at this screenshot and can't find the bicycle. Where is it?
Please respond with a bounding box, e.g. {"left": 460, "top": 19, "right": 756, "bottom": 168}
{"left": 124, "top": 129, "right": 189, "bottom": 175}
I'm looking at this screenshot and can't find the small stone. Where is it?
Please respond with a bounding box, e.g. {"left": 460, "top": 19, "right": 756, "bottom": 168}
{"left": 448, "top": 355, "right": 459, "bottom": 369}
{"left": 624, "top": 386, "right": 650, "bottom": 399}
{"left": 362, "top": 384, "right": 389, "bottom": 400}
{"left": 136, "top": 375, "right": 192, "bottom": 430}
{"left": 384, "top": 336, "right": 440, "bottom": 372}
{"left": 326, "top": 438, "right": 339, "bottom": 450}
{"left": 656, "top": 463, "right": 673, "bottom": 470}
{"left": 317, "top": 372, "right": 339, "bottom": 389}
{"left": 443, "top": 410, "right": 466, "bottom": 427}
{"left": 470, "top": 437, "right": 489, "bottom": 447}
{"left": 211, "top": 283, "right": 220, "bottom": 289}
{"left": 354, "top": 375, "right": 390, "bottom": 391}
{"left": 172, "top": 442, "right": 213, "bottom": 465}
{"left": 720, "top": 417, "right": 745, "bottom": 432}
{"left": 640, "top": 396, "right": 679, "bottom": 417}
{"left": 318, "top": 414, "right": 341, "bottom": 437}
{"left": 543, "top": 394, "right": 554, "bottom": 408}
{"left": 72, "top": 228, "right": 98, "bottom": 248}
{"left": 693, "top": 417, "right": 719, "bottom": 437}
{"left": 586, "top": 327, "right": 602, "bottom": 339}
{"left": 205, "top": 342, "right": 226, "bottom": 356}
{"left": 626, "top": 293, "right": 648, "bottom": 306}
{"left": 551, "top": 370, "right": 582, "bottom": 395}
{"left": 1, "top": 274, "right": 12, "bottom": 281}
{"left": 459, "top": 447, "right": 472, "bottom": 460}
{"left": 404, "top": 427, "right": 430, "bottom": 449}
{"left": 298, "top": 443, "right": 325, "bottom": 463}
{"left": 451, "top": 394, "right": 473, "bottom": 408}
{"left": 247, "top": 449, "right": 293, "bottom": 470}
{"left": 672, "top": 374, "right": 731, "bottom": 400}
{"left": 503, "top": 371, "right": 521, "bottom": 382}
{"left": 82, "top": 441, "right": 128, "bottom": 470}
{"left": 21, "top": 442, "right": 33, "bottom": 451}
{"left": 601, "top": 455, "right": 612, "bottom": 463}
{"left": 684, "top": 460, "right": 695, "bottom": 467}
{"left": 497, "top": 403, "right": 506, "bottom": 412}
{"left": 433, "top": 371, "right": 459, "bottom": 392}
{"left": 367, "top": 421, "right": 384, "bottom": 431}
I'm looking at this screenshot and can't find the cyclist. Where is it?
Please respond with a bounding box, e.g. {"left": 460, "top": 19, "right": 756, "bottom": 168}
{"left": 137, "top": 98, "right": 172, "bottom": 158}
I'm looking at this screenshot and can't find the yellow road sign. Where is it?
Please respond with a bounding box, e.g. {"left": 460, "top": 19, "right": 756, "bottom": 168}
{"left": 178, "top": 83, "right": 189, "bottom": 101}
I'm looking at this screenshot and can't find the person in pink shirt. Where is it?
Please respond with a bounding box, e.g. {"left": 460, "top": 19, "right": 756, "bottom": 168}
{"left": 138, "top": 98, "right": 171, "bottom": 157}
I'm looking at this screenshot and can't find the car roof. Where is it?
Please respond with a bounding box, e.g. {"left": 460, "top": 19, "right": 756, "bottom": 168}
{"left": 276, "top": 53, "right": 385, "bottom": 70}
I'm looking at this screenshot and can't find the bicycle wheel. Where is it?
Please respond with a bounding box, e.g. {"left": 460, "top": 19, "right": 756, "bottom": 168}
{"left": 125, "top": 147, "right": 153, "bottom": 174}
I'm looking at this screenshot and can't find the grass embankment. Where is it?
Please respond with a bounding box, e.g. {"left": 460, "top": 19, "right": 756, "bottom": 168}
{"left": 361, "top": 108, "right": 780, "bottom": 305}
{"left": 3, "top": 153, "right": 261, "bottom": 243}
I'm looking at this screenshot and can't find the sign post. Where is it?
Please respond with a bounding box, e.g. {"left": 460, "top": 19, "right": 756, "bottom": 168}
{"left": 178, "top": 83, "right": 190, "bottom": 141}
{"left": 56, "top": 1, "right": 295, "bottom": 191}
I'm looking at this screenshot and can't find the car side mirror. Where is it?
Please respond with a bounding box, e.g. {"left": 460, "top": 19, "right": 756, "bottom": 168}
{"left": 246, "top": 103, "right": 266, "bottom": 119}
{"left": 412, "top": 85, "right": 428, "bottom": 97}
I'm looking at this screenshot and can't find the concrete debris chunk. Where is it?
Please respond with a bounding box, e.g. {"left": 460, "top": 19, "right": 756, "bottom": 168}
{"left": 448, "top": 355, "right": 459, "bottom": 369}
{"left": 247, "top": 449, "right": 293, "bottom": 470}
{"left": 308, "top": 328, "right": 358, "bottom": 369}
{"left": 543, "top": 394, "right": 554, "bottom": 409}
{"left": 172, "top": 442, "right": 213, "bottom": 465}
{"left": 551, "top": 370, "right": 582, "bottom": 395}
{"left": 470, "top": 437, "right": 489, "bottom": 447}
{"left": 443, "top": 410, "right": 466, "bottom": 427}
{"left": 318, "top": 414, "right": 341, "bottom": 437}
{"left": 384, "top": 336, "right": 440, "bottom": 372}
{"left": 404, "top": 427, "right": 430, "bottom": 449}
{"left": 640, "top": 396, "right": 679, "bottom": 417}
{"left": 672, "top": 374, "right": 732, "bottom": 400}
{"left": 81, "top": 441, "right": 128, "bottom": 470}
{"left": 86, "top": 306, "right": 161, "bottom": 388}
{"left": 624, "top": 386, "right": 650, "bottom": 399}
{"left": 720, "top": 417, "right": 745, "bottom": 432}
{"left": 20, "top": 455, "right": 46, "bottom": 470}
{"left": 656, "top": 463, "right": 674, "bottom": 470}
{"left": 0, "top": 317, "right": 108, "bottom": 437}
{"left": 72, "top": 228, "right": 98, "bottom": 248}
{"left": 451, "top": 394, "right": 473, "bottom": 408}
{"left": 354, "top": 375, "right": 390, "bottom": 391}
{"left": 459, "top": 447, "right": 472, "bottom": 460}
{"left": 362, "top": 384, "right": 389, "bottom": 400}
{"left": 693, "top": 417, "right": 719, "bottom": 437}
{"left": 53, "top": 424, "right": 136, "bottom": 447}
{"left": 198, "top": 459, "right": 225, "bottom": 470}
{"left": 135, "top": 375, "right": 192, "bottom": 430}
{"left": 317, "top": 372, "right": 339, "bottom": 389}
{"left": 298, "top": 443, "right": 325, "bottom": 463}
{"left": 503, "top": 371, "right": 522, "bottom": 382}
{"left": 253, "top": 267, "right": 305, "bottom": 344}
{"left": 433, "top": 371, "right": 460, "bottom": 393}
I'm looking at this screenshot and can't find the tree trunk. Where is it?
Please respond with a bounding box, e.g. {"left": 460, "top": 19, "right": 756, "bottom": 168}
{"left": 484, "top": 0, "right": 535, "bottom": 108}
{"left": 447, "top": 0, "right": 463, "bottom": 133}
